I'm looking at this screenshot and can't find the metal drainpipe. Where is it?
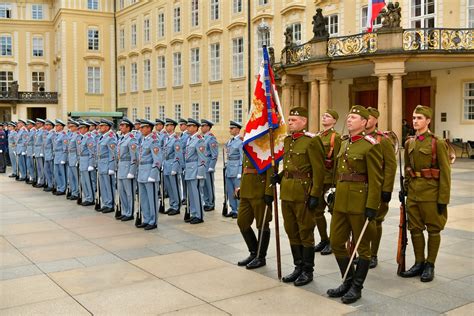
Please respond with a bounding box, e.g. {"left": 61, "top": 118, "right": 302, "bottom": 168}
{"left": 113, "top": 0, "right": 118, "bottom": 113}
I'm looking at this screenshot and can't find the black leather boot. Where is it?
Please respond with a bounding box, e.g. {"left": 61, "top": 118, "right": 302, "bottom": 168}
{"left": 369, "top": 256, "right": 378, "bottom": 269}
{"left": 246, "top": 230, "right": 270, "bottom": 269}
{"left": 314, "top": 240, "right": 329, "bottom": 252}
{"left": 399, "top": 262, "right": 425, "bottom": 278}
{"left": 320, "top": 243, "right": 332, "bottom": 255}
{"left": 420, "top": 262, "right": 435, "bottom": 282}
{"left": 282, "top": 245, "right": 303, "bottom": 283}
{"left": 341, "top": 258, "right": 370, "bottom": 304}
{"left": 327, "top": 257, "right": 353, "bottom": 298}
{"left": 294, "top": 247, "right": 315, "bottom": 286}
{"left": 238, "top": 228, "right": 258, "bottom": 266}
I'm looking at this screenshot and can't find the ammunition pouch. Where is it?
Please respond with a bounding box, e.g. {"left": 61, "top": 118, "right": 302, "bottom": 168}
{"left": 410, "top": 168, "right": 440, "bottom": 180}
{"left": 324, "top": 159, "right": 334, "bottom": 169}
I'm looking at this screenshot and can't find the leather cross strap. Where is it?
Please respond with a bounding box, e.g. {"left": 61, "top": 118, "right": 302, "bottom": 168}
{"left": 327, "top": 132, "right": 336, "bottom": 160}
{"left": 431, "top": 135, "right": 437, "bottom": 167}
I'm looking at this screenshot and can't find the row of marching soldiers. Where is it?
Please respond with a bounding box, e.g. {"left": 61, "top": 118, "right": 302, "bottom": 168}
{"left": 233, "top": 104, "right": 450, "bottom": 305}
{"left": 5, "top": 116, "right": 224, "bottom": 229}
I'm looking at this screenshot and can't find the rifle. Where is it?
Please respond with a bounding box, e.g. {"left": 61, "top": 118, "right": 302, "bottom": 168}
{"left": 222, "top": 147, "right": 228, "bottom": 216}
{"left": 76, "top": 165, "right": 82, "bottom": 205}
{"left": 94, "top": 169, "right": 101, "bottom": 210}
{"left": 397, "top": 148, "right": 408, "bottom": 275}
{"left": 65, "top": 164, "right": 71, "bottom": 198}
{"left": 114, "top": 173, "right": 122, "bottom": 219}
{"left": 159, "top": 169, "right": 165, "bottom": 213}
{"left": 134, "top": 180, "right": 142, "bottom": 226}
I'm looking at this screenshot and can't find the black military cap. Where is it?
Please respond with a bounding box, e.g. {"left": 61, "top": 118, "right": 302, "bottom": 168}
{"left": 165, "top": 118, "right": 178, "bottom": 126}
{"left": 140, "top": 119, "right": 155, "bottom": 128}
{"left": 119, "top": 117, "right": 134, "bottom": 127}
{"left": 55, "top": 119, "right": 66, "bottom": 126}
{"left": 200, "top": 119, "right": 214, "bottom": 127}
{"left": 99, "top": 119, "right": 113, "bottom": 127}
{"left": 36, "top": 118, "right": 45, "bottom": 124}
{"left": 178, "top": 118, "right": 188, "bottom": 125}
{"left": 186, "top": 118, "right": 200, "bottom": 127}
{"left": 27, "top": 119, "right": 35, "bottom": 125}
{"left": 229, "top": 120, "right": 242, "bottom": 129}
{"left": 45, "top": 119, "right": 55, "bottom": 126}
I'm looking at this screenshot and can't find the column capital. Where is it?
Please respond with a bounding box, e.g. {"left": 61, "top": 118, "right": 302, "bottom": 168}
{"left": 391, "top": 73, "right": 407, "bottom": 79}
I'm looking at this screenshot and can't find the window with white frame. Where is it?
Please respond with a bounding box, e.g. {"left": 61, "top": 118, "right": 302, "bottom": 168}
{"left": 0, "top": 71, "right": 13, "bottom": 92}
{"left": 463, "top": 82, "right": 474, "bottom": 121}
{"left": 131, "top": 23, "right": 137, "bottom": 47}
{"left": 143, "top": 17, "right": 150, "bottom": 43}
{"left": 32, "top": 4, "right": 43, "bottom": 20}
{"left": 157, "top": 12, "right": 165, "bottom": 38}
{"left": 144, "top": 106, "right": 151, "bottom": 120}
{"left": 233, "top": 0, "right": 242, "bottom": 14}
{"left": 190, "top": 48, "right": 200, "bottom": 84}
{"left": 0, "top": 35, "right": 12, "bottom": 56}
{"left": 174, "top": 104, "right": 181, "bottom": 121}
{"left": 119, "top": 65, "right": 126, "bottom": 93}
{"left": 361, "top": 6, "right": 383, "bottom": 31}
{"left": 232, "top": 37, "right": 244, "bottom": 78}
{"left": 32, "top": 36, "right": 44, "bottom": 57}
{"left": 410, "top": 0, "right": 435, "bottom": 28}
{"left": 191, "top": 0, "right": 199, "bottom": 27}
{"left": 325, "top": 14, "right": 339, "bottom": 36}
{"left": 0, "top": 3, "right": 12, "bottom": 18}
{"left": 132, "top": 107, "right": 138, "bottom": 121}
{"left": 173, "top": 52, "right": 182, "bottom": 86}
{"left": 211, "top": 0, "right": 219, "bottom": 20}
{"left": 467, "top": 0, "right": 474, "bottom": 28}
{"left": 87, "top": 67, "right": 101, "bottom": 94}
{"left": 131, "top": 62, "right": 138, "bottom": 92}
{"left": 119, "top": 0, "right": 124, "bottom": 10}
{"left": 32, "top": 72, "right": 45, "bottom": 92}
{"left": 211, "top": 101, "right": 220, "bottom": 123}
{"left": 88, "top": 28, "right": 99, "bottom": 50}
{"left": 157, "top": 55, "right": 166, "bottom": 88}
{"left": 191, "top": 103, "right": 200, "bottom": 120}
{"left": 233, "top": 100, "right": 243, "bottom": 123}
{"left": 174, "top": 7, "right": 181, "bottom": 33}
{"left": 158, "top": 105, "right": 165, "bottom": 120}
{"left": 259, "top": 0, "right": 268, "bottom": 5}
{"left": 289, "top": 23, "right": 302, "bottom": 44}
{"left": 210, "top": 43, "right": 221, "bottom": 81}
{"left": 256, "top": 30, "right": 270, "bottom": 71}
{"left": 143, "top": 59, "right": 151, "bottom": 90}
{"left": 119, "top": 28, "right": 125, "bottom": 50}
{"left": 88, "top": 0, "right": 98, "bottom": 10}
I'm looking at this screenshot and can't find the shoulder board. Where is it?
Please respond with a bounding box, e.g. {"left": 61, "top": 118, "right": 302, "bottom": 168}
{"left": 364, "top": 135, "right": 378, "bottom": 145}
{"left": 209, "top": 133, "right": 214, "bottom": 137}
{"left": 197, "top": 135, "right": 203, "bottom": 139}
{"left": 108, "top": 131, "right": 114, "bottom": 137}
{"left": 129, "top": 133, "right": 134, "bottom": 139}
{"left": 152, "top": 133, "right": 157, "bottom": 140}
{"left": 239, "top": 136, "right": 244, "bottom": 141}
{"left": 341, "top": 134, "right": 350, "bottom": 141}
{"left": 304, "top": 132, "right": 315, "bottom": 138}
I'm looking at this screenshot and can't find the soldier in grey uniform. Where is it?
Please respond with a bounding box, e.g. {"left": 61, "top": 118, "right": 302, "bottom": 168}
{"left": 16, "top": 119, "right": 28, "bottom": 181}
{"left": 25, "top": 120, "right": 37, "bottom": 184}
{"left": 33, "top": 119, "right": 46, "bottom": 188}
{"left": 42, "top": 120, "right": 55, "bottom": 191}
{"left": 117, "top": 118, "right": 138, "bottom": 221}
{"left": 77, "top": 121, "right": 96, "bottom": 206}
{"left": 185, "top": 118, "right": 207, "bottom": 224}
{"left": 7, "top": 122, "right": 17, "bottom": 178}
{"left": 163, "top": 118, "right": 182, "bottom": 215}
{"left": 200, "top": 119, "right": 218, "bottom": 211}
{"left": 53, "top": 119, "right": 67, "bottom": 195}
{"left": 65, "top": 120, "right": 80, "bottom": 199}
{"left": 224, "top": 121, "right": 243, "bottom": 218}
{"left": 97, "top": 119, "right": 117, "bottom": 213}
{"left": 136, "top": 119, "right": 162, "bottom": 230}
{"left": 178, "top": 118, "right": 189, "bottom": 205}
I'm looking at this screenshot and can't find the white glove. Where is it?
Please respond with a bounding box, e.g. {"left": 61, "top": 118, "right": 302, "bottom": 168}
{"left": 87, "top": 166, "right": 94, "bottom": 171}
{"left": 196, "top": 175, "right": 204, "bottom": 180}
{"left": 13, "top": 151, "right": 16, "bottom": 155}
{"left": 108, "top": 169, "right": 115, "bottom": 175}
{"left": 237, "top": 174, "right": 241, "bottom": 179}
{"left": 60, "top": 160, "right": 65, "bottom": 164}
{"left": 21, "top": 152, "right": 26, "bottom": 155}
{"left": 32, "top": 153, "right": 35, "bottom": 157}
{"left": 0, "top": 150, "right": 2, "bottom": 153}
{"left": 208, "top": 168, "right": 214, "bottom": 172}
{"left": 171, "top": 171, "right": 177, "bottom": 176}
{"left": 147, "top": 177, "right": 155, "bottom": 182}
{"left": 39, "top": 153, "right": 43, "bottom": 157}
{"left": 126, "top": 173, "right": 134, "bottom": 179}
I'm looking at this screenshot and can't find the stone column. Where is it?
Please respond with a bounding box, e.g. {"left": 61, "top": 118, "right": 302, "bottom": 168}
{"left": 282, "top": 84, "right": 291, "bottom": 120}
{"left": 391, "top": 73, "right": 405, "bottom": 142}
{"left": 300, "top": 84, "right": 308, "bottom": 109}
{"left": 377, "top": 74, "right": 389, "bottom": 131}
{"left": 320, "top": 79, "right": 330, "bottom": 119}
{"left": 293, "top": 85, "right": 300, "bottom": 108}
{"left": 309, "top": 80, "right": 320, "bottom": 132}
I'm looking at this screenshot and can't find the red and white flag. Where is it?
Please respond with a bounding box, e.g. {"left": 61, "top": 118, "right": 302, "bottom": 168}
{"left": 367, "top": 0, "right": 385, "bottom": 32}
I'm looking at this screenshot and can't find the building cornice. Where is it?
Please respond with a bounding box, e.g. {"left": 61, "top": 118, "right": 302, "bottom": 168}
{"left": 227, "top": 21, "right": 247, "bottom": 31}
{"left": 205, "top": 28, "right": 224, "bottom": 36}
{"left": 170, "top": 39, "right": 184, "bottom": 46}
{"left": 28, "top": 61, "right": 49, "bottom": 67}
{"left": 251, "top": 14, "right": 274, "bottom": 23}
{"left": 280, "top": 4, "right": 306, "bottom": 15}
{"left": 186, "top": 34, "right": 203, "bottom": 41}
{"left": 154, "top": 43, "right": 167, "bottom": 50}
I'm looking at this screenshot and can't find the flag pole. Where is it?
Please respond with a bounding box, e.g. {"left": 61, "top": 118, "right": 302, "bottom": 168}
{"left": 262, "top": 45, "right": 282, "bottom": 280}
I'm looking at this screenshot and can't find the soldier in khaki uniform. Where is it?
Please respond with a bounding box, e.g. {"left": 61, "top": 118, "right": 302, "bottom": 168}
{"left": 272, "top": 107, "right": 325, "bottom": 286}
{"left": 327, "top": 105, "right": 383, "bottom": 304}
{"left": 365, "top": 107, "right": 397, "bottom": 268}
{"left": 236, "top": 155, "right": 273, "bottom": 269}
{"left": 313, "top": 109, "right": 341, "bottom": 256}
{"left": 400, "top": 105, "right": 451, "bottom": 282}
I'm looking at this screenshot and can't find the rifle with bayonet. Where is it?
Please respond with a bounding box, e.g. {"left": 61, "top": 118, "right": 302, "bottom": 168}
{"left": 397, "top": 148, "right": 408, "bottom": 275}
{"left": 222, "top": 147, "right": 228, "bottom": 216}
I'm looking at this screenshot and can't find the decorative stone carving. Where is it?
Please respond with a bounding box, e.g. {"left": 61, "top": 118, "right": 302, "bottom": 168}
{"left": 379, "top": 2, "right": 402, "bottom": 32}
{"left": 311, "top": 8, "right": 329, "bottom": 42}
{"left": 284, "top": 26, "right": 295, "bottom": 48}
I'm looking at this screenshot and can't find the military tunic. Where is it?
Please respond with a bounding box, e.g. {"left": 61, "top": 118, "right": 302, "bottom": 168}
{"left": 224, "top": 135, "right": 244, "bottom": 215}
{"left": 117, "top": 132, "right": 138, "bottom": 217}
{"left": 0, "top": 129, "right": 6, "bottom": 172}
{"left": 43, "top": 130, "right": 55, "bottom": 189}
{"left": 67, "top": 132, "right": 80, "bottom": 197}
{"left": 97, "top": 131, "right": 118, "bottom": 208}
{"left": 16, "top": 126, "right": 28, "bottom": 180}
{"left": 34, "top": 128, "right": 45, "bottom": 185}
{"left": 184, "top": 132, "right": 207, "bottom": 220}
{"left": 7, "top": 129, "right": 17, "bottom": 176}
{"left": 330, "top": 133, "right": 383, "bottom": 260}
{"left": 78, "top": 131, "right": 96, "bottom": 203}
{"left": 163, "top": 132, "right": 182, "bottom": 212}
{"left": 26, "top": 127, "right": 37, "bottom": 181}
{"left": 203, "top": 132, "right": 218, "bottom": 209}
{"left": 53, "top": 130, "right": 68, "bottom": 193}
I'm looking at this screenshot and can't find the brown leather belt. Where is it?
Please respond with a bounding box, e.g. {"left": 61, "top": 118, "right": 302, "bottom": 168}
{"left": 243, "top": 167, "right": 258, "bottom": 174}
{"left": 284, "top": 171, "right": 311, "bottom": 179}
{"left": 338, "top": 173, "right": 368, "bottom": 182}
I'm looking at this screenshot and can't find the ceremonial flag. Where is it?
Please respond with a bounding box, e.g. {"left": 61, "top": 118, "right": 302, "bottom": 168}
{"left": 243, "top": 46, "right": 286, "bottom": 173}
{"left": 367, "top": 0, "right": 385, "bottom": 32}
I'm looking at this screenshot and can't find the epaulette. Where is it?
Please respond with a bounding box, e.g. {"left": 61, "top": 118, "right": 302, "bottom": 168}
{"left": 197, "top": 135, "right": 203, "bottom": 139}
{"left": 364, "top": 134, "right": 378, "bottom": 145}
{"left": 209, "top": 133, "right": 215, "bottom": 137}
{"left": 239, "top": 136, "right": 244, "bottom": 141}
{"left": 108, "top": 131, "right": 114, "bottom": 137}
{"left": 130, "top": 133, "right": 134, "bottom": 139}
{"left": 341, "top": 134, "right": 350, "bottom": 141}
{"left": 152, "top": 133, "right": 157, "bottom": 140}
{"left": 304, "top": 131, "right": 315, "bottom": 138}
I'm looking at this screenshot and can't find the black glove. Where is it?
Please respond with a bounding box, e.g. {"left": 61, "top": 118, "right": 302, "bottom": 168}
{"left": 270, "top": 173, "right": 281, "bottom": 185}
{"left": 365, "top": 208, "right": 377, "bottom": 221}
{"left": 308, "top": 196, "right": 319, "bottom": 210}
{"left": 381, "top": 191, "right": 392, "bottom": 203}
{"left": 437, "top": 203, "right": 447, "bottom": 215}
{"left": 263, "top": 194, "right": 274, "bottom": 206}
{"left": 234, "top": 188, "right": 240, "bottom": 200}
{"left": 398, "top": 190, "right": 406, "bottom": 203}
